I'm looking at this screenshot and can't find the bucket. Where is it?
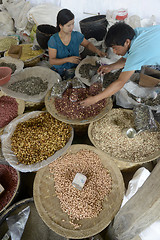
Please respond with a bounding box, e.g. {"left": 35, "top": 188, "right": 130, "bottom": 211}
{"left": 0, "top": 198, "right": 68, "bottom": 240}
{"left": 79, "top": 15, "right": 108, "bottom": 41}
{"left": 0, "top": 160, "right": 20, "bottom": 215}
{"left": 36, "top": 24, "right": 57, "bottom": 49}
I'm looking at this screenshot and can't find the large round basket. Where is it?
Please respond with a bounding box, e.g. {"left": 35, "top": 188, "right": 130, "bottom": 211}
{"left": 88, "top": 108, "right": 160, "bottom": 170}
{"left": 0, "top": 56, "right": 24, "bottom": 75}
{"left": 33, "top": 144, "right": 124, "bottom": 239}
{"left": 75, "top": 56, "right": 117, "bottom": 86}
{"left": 0, "top": 90, "right": 25, "bottom": 136}
{"left": 5, "top": 44, "right": 44, "bottom": 67}
{"left": 0, "top": 160, "right": 20, "bottom": 215}
{"left": 1, "top": 111, "right": 73, "bottom": 172}
{"left": 0, "top": 198, "right": 68, "bottom": 240}
{"left": 45, "top": 89, "right": 113, "bottom": 134}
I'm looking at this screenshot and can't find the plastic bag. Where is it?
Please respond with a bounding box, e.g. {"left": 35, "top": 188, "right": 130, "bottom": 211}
{"left": 2, "top": 206, "right": 30, "bottom": 240}
{"left": 133, "top": 105, "right": 158, "bottom": 132}
{"left": 51, "top": 81, "right": 70, "bottom": 98}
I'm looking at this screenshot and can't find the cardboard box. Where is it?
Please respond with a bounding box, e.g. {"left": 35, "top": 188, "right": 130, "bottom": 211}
{"left": 139, "top": 66, "right": 160, "bottom": 87}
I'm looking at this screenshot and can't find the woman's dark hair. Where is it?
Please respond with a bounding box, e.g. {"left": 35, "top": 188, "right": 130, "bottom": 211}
{"left": 105, "top": 22, "right": 135, "bottom": 47}
{"left": 56, "top": 9, "right": 74, "bottom": 32}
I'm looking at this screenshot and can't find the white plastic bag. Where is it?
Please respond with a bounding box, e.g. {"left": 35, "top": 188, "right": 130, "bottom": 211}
{"left": 121, "top": 167, "right": 160, "bottom": 240}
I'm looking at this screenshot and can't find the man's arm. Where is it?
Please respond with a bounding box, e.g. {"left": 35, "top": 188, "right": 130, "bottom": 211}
{"left": 81, "top": 70, "right": 135, "bottom": 106}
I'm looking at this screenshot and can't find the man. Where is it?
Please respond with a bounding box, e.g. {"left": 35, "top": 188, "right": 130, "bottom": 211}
{"left": 81, "top": 22, "right": 160, "bottom": 106}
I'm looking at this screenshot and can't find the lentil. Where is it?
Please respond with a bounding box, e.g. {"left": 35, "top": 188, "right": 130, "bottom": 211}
{"left": 0, "top": 164, "right": 18, "bottom": 211}
{"left": 8, "top": 76, "right": 48, "bottom": 96}
{"left": 49, "top": 149, "right": 112, "bottom": 221}
{"left": 0, "top": 96, "right": 18, "bottom": 128}
{"left": 54, "top": 82, "right": 106, "bottom": 119}
{"left": 0, "top": 37, "right": 18, "bottom": 52}
{"left": 5, "top": 44, "right": 44, "bottom": 61}
{"left": 11, "top": 112, "right": 72, "bottom": 165}
{"left": 90, "top": 109, "right": 160, "bottom": 162}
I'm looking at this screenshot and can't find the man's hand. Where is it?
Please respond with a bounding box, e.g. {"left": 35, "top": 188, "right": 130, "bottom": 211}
{"left": 97, "top": 64, "right": 114, "bottom": 74}
{"left": 80, "top": 96, "right": 98, "bottom": 107}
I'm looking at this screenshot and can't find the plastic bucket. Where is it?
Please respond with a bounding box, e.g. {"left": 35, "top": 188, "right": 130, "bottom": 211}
{"left": 0, "top": 198, "right": 69, "bottom": 240}
{"left": 79, "top": 15, "right": 108, "bottom": 41}
{"left": 0, "top": 67, "right": 12, "bottom": 86}
{"left": 36, "top": 24, "right": 57, "bottom": 49}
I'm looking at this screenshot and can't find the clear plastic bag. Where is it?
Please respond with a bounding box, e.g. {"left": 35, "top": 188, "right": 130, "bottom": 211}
{"left": 2, "top": 206, "right": 30, "bottom": 240}
{"left": 51, "top": 81, "right": 70, "bottom": 98}
{"left": 133, "top": 105, "right": 158, "bottom": 132}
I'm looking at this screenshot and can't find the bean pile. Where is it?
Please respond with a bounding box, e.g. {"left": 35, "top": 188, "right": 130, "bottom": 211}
{"left": 11, "top": 112, "right": 72, "bottom": 165}
{"left": 103, "top": 69, "right": 122, "bottom": 88}
{"left": 90, "top": 109, "right": 160, "bottom": 162}
{"left": 0, "top": 164, "right": 18, "bottom": 211}
{"left": 0, "top": 62, "right": 16, "bottom": 74}
{"left": 8, "top": 76, "right": 48, "bottom": 96}
{"left": 0, "top": 96, "right": 18, "bottom": 128}
{"left": 54, "top": 82, "right": 106, "bottom": 120}
{"left": 79, "top": 63, "right": 100, "bottom": 80}
{"left": 49, "top": 149, "right": 112, "bottom": 221}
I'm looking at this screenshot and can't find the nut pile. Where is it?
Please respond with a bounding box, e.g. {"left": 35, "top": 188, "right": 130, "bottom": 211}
{"left": 0, "top": 96, "right": 18, "bottom": 128}
{"left": 8, "top": 76, "right": 48, "bottom": 96}
{"left": 90, "top": 109, "right": 160, "bottom": 162}
{"left": 54, "top": 82, "right": 106, "bottom": 120}
{"left": 49, "top": 149, "right": 112, "bottom": 221}
{"left": 11, "top": 112, "right": 72, "bottom": 165}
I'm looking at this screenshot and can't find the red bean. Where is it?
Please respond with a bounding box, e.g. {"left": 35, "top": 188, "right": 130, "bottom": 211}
{"left": 55, "top": 82, "right": 106, "bottom": 120}
{"left": 0, "top": 96, "right": 18, "bottom": 128}
{"left": 0, "top": 164, "right": 18, "bottom": 211}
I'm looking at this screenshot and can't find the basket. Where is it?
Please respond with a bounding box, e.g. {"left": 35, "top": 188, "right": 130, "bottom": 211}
{"left": 0, "top": 56, "right": 24, "bottom": 75}
{"left": 33, "top": 144, "right": 124, "bottom": 239}
{"left": 79, "top": 15, "right": 108, "bottom": 41}
{"left": 0, "top": 198, "right": 68, "bottom": 240}
{"left": 88, "top": 108, "right": 160, "bottom": 169}
{"left": 45, "top": 88, "right": 113, "bottom": 134}
{"left": 0, "top": 160, "right": 20, "bottom": 215}
{"left": 36, "top": 24, "right": 57, "bottom": 49}
{"left": 1, "top": 111, "right": 74, "bottom": 172}
{"left": 24, "top": 57, "right": 41, "bottom": 67}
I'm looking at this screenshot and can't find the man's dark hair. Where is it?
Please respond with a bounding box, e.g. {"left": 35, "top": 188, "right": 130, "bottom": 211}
{"left": 105, "top": 22, "right": 135, "bottom": 47}
{"left": 56, "top": 9, "right": 74, "bottom": 32}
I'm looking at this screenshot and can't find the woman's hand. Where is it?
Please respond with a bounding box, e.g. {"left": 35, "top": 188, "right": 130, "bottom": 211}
{"left": 80, "top": 96, "right": 98, "bottom": 107}
{"left": 96, "top": 49, "right": 107, "bottom": 57}
{"left": 68, "top": 56, "right": 81, "bottom": 64}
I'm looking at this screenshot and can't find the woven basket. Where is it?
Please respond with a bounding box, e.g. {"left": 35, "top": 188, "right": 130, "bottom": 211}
{"left": 0, "top": 198, "right": 68, "bottom": 240}
{"left": 0, "top": 160, "right": 20, "bottom": 215}
{"left": 45, "top": 89, "right": 113, "bottom": 135}
{"left": 88, "top": 108, "right": 160, "bottom": 170}
{"left": 33, "top": 144, "right": 124, "bottom": 239}
{"left": 24, "top": 57, "right": 41, "bottom": 67}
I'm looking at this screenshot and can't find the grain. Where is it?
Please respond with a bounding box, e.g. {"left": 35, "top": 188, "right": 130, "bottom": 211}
{"left": 90, "top": 109, "right": 160, "bottom": 162}
{"left": 11, "top": 112, "right": 72, "bottom": 165}
{"left": 49, "top": 149, "right": 112, "bottom": 221}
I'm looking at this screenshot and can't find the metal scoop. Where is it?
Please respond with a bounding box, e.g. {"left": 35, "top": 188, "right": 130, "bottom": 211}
{"left": 122, "top": 128, "right": 142, "bottom": 138}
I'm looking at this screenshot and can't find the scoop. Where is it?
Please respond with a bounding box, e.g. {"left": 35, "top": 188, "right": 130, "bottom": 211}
{"left": 122, "top": 127, "right": 141, "bottom": 138}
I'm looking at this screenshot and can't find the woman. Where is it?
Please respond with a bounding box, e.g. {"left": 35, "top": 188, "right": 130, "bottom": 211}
{"left": 48, "top": 8, "right": 106, "bottom": 80}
